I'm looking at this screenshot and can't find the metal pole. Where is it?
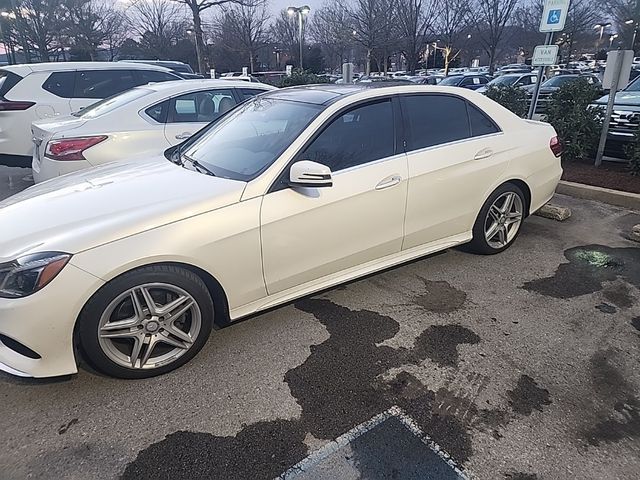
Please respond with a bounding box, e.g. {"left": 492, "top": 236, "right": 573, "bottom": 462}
{"left": 527, "top": 32, "right": 553, "bottom": 119}
{"left": 595, "top": 53, "right": 625, "bottom": 166}
{"left": 298, "top": 12, "right": 303, "bottom": 70}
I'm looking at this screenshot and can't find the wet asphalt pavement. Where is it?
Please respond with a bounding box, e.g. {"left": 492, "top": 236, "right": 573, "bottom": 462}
{"left": 1, "top": 167, "right": 640, "bottom": 480}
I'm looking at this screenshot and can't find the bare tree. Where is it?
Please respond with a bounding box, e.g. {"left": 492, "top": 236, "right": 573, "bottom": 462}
{"left": 512, "top": 0, "right": 544, "bottom": 58}
{"left": 310, "top": 0, "right": 354, "bottom": 70}
{"left": 173, "top": 0, "right": 259, "bottom": 74}
{"left": 434, "top": 0, "right": 470, "bottom": 73}
{"left": 215, "top": 0, "right": 270, "bottom": 72}
{"left": 473, "top": 0, "right": 520, "bottom": 73}
{"left": 350, "top": 0, "right": 399, "bottom": 74}
{"left": 396, "top": 0, "right": 436, "bottom": 73}
{"left": 64, "top": 0, "right": 123, "bottom": 61}
{"left": 561, "top": 0, "right": 603, "bottom": 58}
{"left": 128, "top": 0, "right": 187, "bottom": 60}
{"left": 13, "top": 0, "right": 66, "bottom": 62}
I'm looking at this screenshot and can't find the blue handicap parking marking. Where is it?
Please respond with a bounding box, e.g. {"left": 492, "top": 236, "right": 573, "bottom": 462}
{"left": 547, "top": 9, "right": 561, "bottom": 24}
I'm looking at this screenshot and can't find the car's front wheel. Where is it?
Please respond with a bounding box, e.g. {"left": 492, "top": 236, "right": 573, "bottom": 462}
{"left": 78, "top": 265, "right": 214, "bottom": 379}
{"left": 468, "top": 183, "right": 526, "bottom": 255}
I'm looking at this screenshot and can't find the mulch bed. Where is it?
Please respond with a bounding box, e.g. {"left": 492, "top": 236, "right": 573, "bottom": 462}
{"left": 561, "top": 159, "right": 640, "bottom": 194}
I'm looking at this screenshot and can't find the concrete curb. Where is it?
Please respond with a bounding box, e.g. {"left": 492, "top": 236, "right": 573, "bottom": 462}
{"left": 556, "top": 180, "right": 640, "bottom": 211}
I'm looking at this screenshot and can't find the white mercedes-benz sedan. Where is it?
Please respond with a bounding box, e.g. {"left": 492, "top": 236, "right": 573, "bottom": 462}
{"left": 0, "top": 85, "right": 562, "bottom": 379}
{"left": 31, "top": 80, "right": 275, "bottom": 183}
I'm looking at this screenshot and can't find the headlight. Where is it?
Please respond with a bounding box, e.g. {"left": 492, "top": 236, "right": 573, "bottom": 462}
{"left": 0, "top": 252, "right": 71, "bottom": 298}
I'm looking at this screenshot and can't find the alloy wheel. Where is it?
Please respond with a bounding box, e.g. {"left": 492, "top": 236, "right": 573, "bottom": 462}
{"left": 483, "top": 191, "right": 523, "bottom": 249}
{"left": 97, "top": 283, "right": 202, "bottom": 370}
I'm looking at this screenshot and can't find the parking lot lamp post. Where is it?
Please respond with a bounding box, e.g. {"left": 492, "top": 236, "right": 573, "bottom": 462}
{"left": 594, "top": 23, "right": 611, "bottom": 41}
{"left": 186, "top": 28, "right": 202, "bottom": 74}
{"left": 609, "top": 34, "right": 619, "bottom": 49}
{"left": 288, "top": 6, "right": 310, "bottom": 70}
{"left": 625, "top": 19, "right": 638, "bottom": 51}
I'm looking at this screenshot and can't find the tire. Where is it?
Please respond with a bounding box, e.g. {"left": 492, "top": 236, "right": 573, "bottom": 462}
{"left": 467, "top": 183, "right": 526, "bottom": 255}
{"left": 77, "top": 265, "right": 214, "bottom": 379}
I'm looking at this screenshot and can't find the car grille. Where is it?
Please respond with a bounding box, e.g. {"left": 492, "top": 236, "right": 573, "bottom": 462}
{"left": 608, "top": 110, "right": 640, "bottom": 137}
{"left": 535, "top": 92, "right": 553, "bottom": 114}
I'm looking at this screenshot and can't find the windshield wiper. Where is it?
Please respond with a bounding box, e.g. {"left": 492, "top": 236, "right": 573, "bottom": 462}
{"left": 181, "top": 154, "right": 216, "bottom": 176}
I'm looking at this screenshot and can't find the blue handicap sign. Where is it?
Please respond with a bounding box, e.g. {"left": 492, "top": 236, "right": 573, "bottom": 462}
{"left": 547, "top": 9, "right": 561, "bottom": 25}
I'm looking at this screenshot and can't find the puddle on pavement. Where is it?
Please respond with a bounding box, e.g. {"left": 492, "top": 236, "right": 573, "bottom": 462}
{"left": 523, "top": 245, "right": 640, "bottom": 300}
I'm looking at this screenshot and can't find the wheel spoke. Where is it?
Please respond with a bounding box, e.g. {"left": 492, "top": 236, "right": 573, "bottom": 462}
{"left": 502, "top": 193, "right": 515, "bottom": 214}
{"left": 158, "top": 295, "right": 192, "bottom": 318}
{"left": 158, "top": 331, "right": 190, "bottom": 350}
{"left": 139, "top": 287, "right": 158, "bottom": 315}
{"left": 100, "top": 327, "right": 139, "bottom": 339}
{"left": 139, "top": 335, "right": 160, "bottom": 368}
{"left": 489, "top": 205, "right": 501, "bottom": 222}
{"left": 165, "top": 323, "right": 194, "bottom": 344}
{"left": 130, "top": 335, "right": 144, "bottom": 368}
{"left": 497, "top": 226, "right": 507, "bottom": 245}
{"left": 485, "top": 221, "right": 500, "bottom": 241}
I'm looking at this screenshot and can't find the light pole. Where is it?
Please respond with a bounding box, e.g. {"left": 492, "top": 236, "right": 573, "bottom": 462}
{"left": 594, "top": 22, "right": 612, "bottom": 41}
{"left": 609, "top": 34, "right": 619, "bottom": 49}
{"left": 287, "top": 5, "right": 310, "bottom": 70}
{"left": 626, "top": 19, "right": 638, "bottom": 50}
{"left": 186, "top": 28, "right": 202, "bottom": 74}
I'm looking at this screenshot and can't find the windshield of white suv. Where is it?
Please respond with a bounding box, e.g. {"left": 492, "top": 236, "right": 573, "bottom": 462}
{"left": 488, "top": 75, "right": 519, "bottom": 86}
{"left": 181, "top": 97, "right": 323, "bottom": 181}
{"left": 73, "top": 88, "right": 153, "bottom": 118}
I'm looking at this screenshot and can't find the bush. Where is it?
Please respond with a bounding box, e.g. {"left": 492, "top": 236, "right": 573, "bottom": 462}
{"left": 624, "top": 130, "right": 640, "bottom": 175}
{"left": 278, "top": 69, "right": 331, "bottom": 87}
{"left": 544, "top": 79, "right": 603, "bottom": 162}
{"left": 484, "top": 84, "right": 528, "bottom": 117}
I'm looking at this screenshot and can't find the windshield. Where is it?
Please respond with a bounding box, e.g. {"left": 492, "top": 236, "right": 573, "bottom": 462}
{"left": 625, "top": 76, "right": 640, "bottom": 91}
{"left": 438, "top": 76, "right": 463, "bottom": 86}
{"left": 181, "top": 97, "right": 322, "bottom": 181}
{"left": 488, "top": 75, "right": 518, "bottom": 86}
{"left": 543, "top": 76, "right": 577, "bottom": 87}
{"left": 73, "top": 88, "right": 153, "bottom": 118}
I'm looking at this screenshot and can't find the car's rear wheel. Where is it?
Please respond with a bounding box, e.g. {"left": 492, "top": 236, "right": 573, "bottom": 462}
{"left": 78, "top": 265, "right": 213, "bottom": 379}
{"left": 467, "top": 183, "right": 525, "bottom": 255}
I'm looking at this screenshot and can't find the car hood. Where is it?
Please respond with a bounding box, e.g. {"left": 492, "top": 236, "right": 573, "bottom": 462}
{"left": 0, "top": 158, "right": 246, "bottom": 261}
{"left": 594, "top": 90, "right": 640, "bottom": 107}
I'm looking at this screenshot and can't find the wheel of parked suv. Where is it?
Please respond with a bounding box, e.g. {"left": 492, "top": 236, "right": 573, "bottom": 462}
{"left": 77, "top": 265, "right": 214, "bottom": 379}
{"left": 467, "top": 183, "right": 526, "bottom": 255}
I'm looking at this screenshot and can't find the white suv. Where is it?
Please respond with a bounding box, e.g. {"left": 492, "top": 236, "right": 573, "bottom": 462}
{"left": 0, "top": 62, "right": 181, "bottom": 167}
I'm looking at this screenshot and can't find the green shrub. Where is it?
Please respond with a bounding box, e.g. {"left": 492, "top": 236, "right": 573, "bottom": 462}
{"left": 624, "top": 129, "right": 640, "bottom": 175}
{"left": 484, "top": 84, "right": 528, "bottom": 118}
{"left": 544, "top": 79, "right": 603, "bottom": 162}
{"left": 278, "top": 69, "right": 330, "bottom": 87}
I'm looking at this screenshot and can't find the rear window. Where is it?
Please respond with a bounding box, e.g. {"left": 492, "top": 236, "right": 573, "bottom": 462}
{"left": 74, "top": 69, "right": 137, "bottom": 99}
{"left": 42, "top": 71, "right": 75, "bottom": 98}
{"left": 0, "top": 71, "right": 22, "bottom": 97}
{"left": 239, "top": 88, "right": 268, "bottom": 100}
{"left": 73, "top": 88, "right": 154, "bottom": 118}
{"left": 136, "top": 70, "right": 178, "bottom": 84}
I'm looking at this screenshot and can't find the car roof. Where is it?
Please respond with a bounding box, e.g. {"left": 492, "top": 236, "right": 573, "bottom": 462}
{"left": 2, "top": 62, "right": 175, "bottom": 75}
{"left": 260, "top": 83, "right": 487, "bottom": 106}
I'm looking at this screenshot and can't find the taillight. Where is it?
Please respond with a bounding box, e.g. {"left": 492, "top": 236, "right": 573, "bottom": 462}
{"left": 0, "top": 99, "right": 35, "bottom": 111}
{"left": 550, "top": 136, "right": 563, "bottom": 158}
{"left": 44, "top": 136, "right": 107, "bottom": 161}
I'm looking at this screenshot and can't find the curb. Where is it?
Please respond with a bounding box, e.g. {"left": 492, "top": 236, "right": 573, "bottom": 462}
{"left": 556, "top": 180, "right": 640, "bottom": 211}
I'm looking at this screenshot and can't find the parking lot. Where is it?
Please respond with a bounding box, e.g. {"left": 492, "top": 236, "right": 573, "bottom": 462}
{"left": 0, "top": 165, "right": 638, "bottom": 479}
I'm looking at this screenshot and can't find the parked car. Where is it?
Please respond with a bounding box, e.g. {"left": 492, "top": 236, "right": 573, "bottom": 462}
{"left": 356, "top": 76, "right": 414, "bottom": 84}
{"left": 524, "top": 73, "right": 602, "bottom": 114}
{"left": 410, "top": 75, "right": 444, "bottom": 85}
{"left": 0, "top": 62, "right": 181, "bottom": 168}
{"left": 590, "top": 75, "right": 640, "bottom": 159}
{"left": 438, "top": 74, "right": 490, "bottom": 90}
{"left": 0, "top": 84, "right": 562, "bottom": 379}
{"left": 31, "top": 80, "right": 276, "bottom": 183}
{"left": 477, "top": 72, "right": 541, "bottom": 94}
{"left": 118, "top": 60, "right": 203, "bottom": 79}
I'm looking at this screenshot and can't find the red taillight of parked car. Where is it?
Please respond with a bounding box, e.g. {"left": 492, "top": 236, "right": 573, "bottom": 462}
{"left": 45, "top": 136, "right": 107, "bottom": 161}
{"left": 0, "top": 99, "right": 35, "bottom": 111}
{"left": 550, "top": 136, "right": 563, "bottom": 158}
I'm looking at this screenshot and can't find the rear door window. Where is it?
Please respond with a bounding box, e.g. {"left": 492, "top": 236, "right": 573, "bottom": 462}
{"left": 239, "top": 88, "right": 269, "bottom": 100}
{"left": 467, "top": 103, "right": 500, "bottom": 137}
{"left": 168, "top": 89, "right": 237, "bottom": 123}
{"left": 74, "top": 70, "right": 137, "bottom": 99}
{"left": 401, "top": 95, "right": 471, "bottom": 150}
{"left": 42, "top": 71, "right": 75, "bottom": 98}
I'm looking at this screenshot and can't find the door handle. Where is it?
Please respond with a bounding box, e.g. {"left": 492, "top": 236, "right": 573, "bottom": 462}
{"left": 175, "top": 132, "right": 192, "bottom": 140}
{"left": 375, "top": 175, "right": 402, "bottom": 190}
{"left": 474, "top": 148, "right": 494, "bottom": 160}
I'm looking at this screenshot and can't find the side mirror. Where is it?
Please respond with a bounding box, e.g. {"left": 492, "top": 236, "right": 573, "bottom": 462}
{"left": 289, "top": 160, "right": 333, "bottom": 188}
